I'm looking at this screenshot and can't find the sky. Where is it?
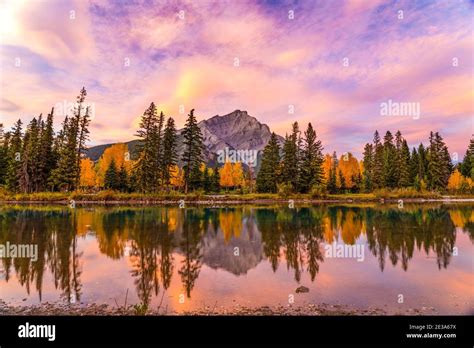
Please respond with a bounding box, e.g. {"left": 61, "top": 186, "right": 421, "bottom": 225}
{"left": 0, "top": 0, "right": 472, "bottom": 159}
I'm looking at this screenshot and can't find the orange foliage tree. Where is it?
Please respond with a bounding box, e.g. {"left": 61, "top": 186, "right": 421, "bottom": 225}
{"left": 336, "top": 153, "right": 360, "bottom": 189}
{"left": 79, "top": 158, "right": 97, "bottom": 189}
{"left": 169, "top": 165, "right": 184, "bottom": 189}
{"left": 448, "top": 169, "right": 473, "bottom": 193}
{"left": 323, "top": 154, "right": 332, "bottom": 183}
{"left": 220, "top": 161, "right": 244, "bottom": 189}
{"left": 96, "top": 144, "right": 132, "bottom": 187}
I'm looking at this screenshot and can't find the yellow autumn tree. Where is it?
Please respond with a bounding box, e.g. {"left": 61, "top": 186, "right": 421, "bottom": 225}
{"left": 323, "top": 154, "right": 332, "bottom": 183}
{"left": 448, "top": 170, "right": 462, "bottom": 191}
{"left": 448, "top": 169, "right": 473, "bottom": 193}
{"left": 337, "top": 153, "right": 360, "bottom": 189}
{"left": 169, "top": 165, "right": 184, "bottom": 189}
{"left": 219, "top": 210, "right": 242, "bottom": 242}
{"left": 80, "top": 158, "right": 97, "bottom": 189}
{"left": 232, "top": 162, "right": 244, "bottom": 188}
{"left": 96, "top": 143, "right": 132, "bottom": 187}
{"left": 220, "top": 161, "right": 234, "bottom": 189}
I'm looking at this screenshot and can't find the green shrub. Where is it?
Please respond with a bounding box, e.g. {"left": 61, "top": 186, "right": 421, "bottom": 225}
{"left": 95, "top": 190, "right": 118, "bottom": 201}
{"left": 310, "top": 184, "right": 327, "bottom": 199}
{"left": 277, "top": 182, "right": 293, "bottom": 198}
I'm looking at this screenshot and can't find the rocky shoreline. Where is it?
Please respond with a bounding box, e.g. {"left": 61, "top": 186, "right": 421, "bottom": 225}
{"left": 0, "top": 300, "right": 438, "bottom": 316}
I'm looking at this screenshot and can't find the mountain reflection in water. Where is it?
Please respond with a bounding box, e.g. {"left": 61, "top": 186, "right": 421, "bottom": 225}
{"left": 0, "top": 204, "right": 472, "bottom": 314}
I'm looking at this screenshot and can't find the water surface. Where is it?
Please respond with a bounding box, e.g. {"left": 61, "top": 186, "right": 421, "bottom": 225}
{"left": 0, "top": 203, "right": 472, "bottom": 314}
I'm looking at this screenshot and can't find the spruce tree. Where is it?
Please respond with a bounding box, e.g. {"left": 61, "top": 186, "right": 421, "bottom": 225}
{"left": 162, "top": 117, "right": 178, "bottom": 186}
{"left": 281, "top": 122, "right": 301, "bottom": 191}
{"left": 362, "top": 143, "right": 374, "bottom": 192}
{"left": 0, "top": 123, "right": 7, "bottom": 185}
{"left": 394, "top": 130, "right": 403, "bottom": 186}
{"left": 37, "top": 109, "right": 55, "bottom": 191}
{"left": 49, "top": 116, "right": 78, "bottom": 191}
{"left": 104, "top": 159, "right": 118, "bottom": 190}
{"left": 154, "top": 111, "right": 165, "bottom": 188}
{"left": 211, "top": 167, "right": 220, "bottom": 193}
{"left": 427, "top": 131, "right": 451, "bottom": 191}
{"left": 6, "top": 120, "right": 23, "bottom": 192}
{"left": 327, "top": 151, "right": 338, "bottom": 194}
{"left": 417, "top": 143, "right": 428, "bottom": 182}
{"left": 460, "top": 137, "right": 474, "bottom": 179}
{"left": 398, "top": 139, "right": 411, "bottom": 187}
{"left": 256, "top": 132, "right": 280, "bottom": 193}
{"left": 382, "top": 131, "right": 397, "bottom": 188}
{"left": 372, "top": 131, "right": 384, "bottom": 189}
{"left": 202, "top": 166, "right": 211, "bottom": 193}
{"left": 299, "top": 123, "right": 324, "bottom": 193}
{"left": 74, "top": 88, "right": 91, "bottom": 187}
{"left": 338, "top": 169, "right": 346, "bottom": 192}
{"left": 410, "top": 147, "right": 419, "bottom": 185}
{"left": 19, "top": 117, "right": 41, "bottom": 193}
{"left": 181, "top": 109, "right": 204, "bottom": 193}
{"left": 117, "top": 163, "right": 129, "bottom": 192}
{"left": 134, "top": 102, "right": 159, "bottom": 192}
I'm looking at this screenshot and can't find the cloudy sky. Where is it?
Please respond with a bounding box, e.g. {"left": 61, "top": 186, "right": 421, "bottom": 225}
{"left": 0, "top": 0, "right": 472, "bottom": 158}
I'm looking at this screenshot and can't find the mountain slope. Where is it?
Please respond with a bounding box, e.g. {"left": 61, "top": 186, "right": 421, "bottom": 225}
{"left": 85, "top": 110, "right": 284, "bottom": 166}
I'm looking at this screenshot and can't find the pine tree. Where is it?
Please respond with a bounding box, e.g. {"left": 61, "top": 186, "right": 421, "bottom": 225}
{"left": 372, "top": 131, "right": 384, "bottom": 189}
{"left": 134, "top": 102, "right": 159, "bottom": 192}
{"left": 19, "top": 117, "right": 41, "bottom": 193}
{"left": 154, "top": 111, "right": 165, "bottom": 188}
{"left": 280, "top": 122, "right": 301, "bottom": 191}
{"left": 117, "top": 163, "right": 129, "bottom": 192}
{"left": 362, "top": 143, "right": 374, "bottom": 192}
{"left": 6, "top": 120, "right": 23, "bottom": 192}
{"left": 394, "top": 130, "right": 403, "bottom": 186}
{"left": 338, "top": 169, "right": 346, "bottom": 192}
{"left": 382, "top": 131, "right": 397, "bottom": 188}
{"left": 0, "top": 123, "right": 7, "bottom": 185}
{"left": 460, "top": 137, "right": 474, "bottom": 179}
{"left": 327, "top": 151, "right": 338, "bottom": 194}
{"left": 202, "top": 166, "right": 211, "bottom": 193}
{"left": 427, "top": 131, "right": 451, "bottom": 191}
{"left": 37, "top": 109, "right": 56, "bottom": 191}
{"left": 181, "top": 109, "right": 204, "bottom": 193}
{"left": 256, "top": 132, "right": 280, "bottom": 193}
{"left": 210, "top": 166, "right": 220, "bottom": 193}
{"left": 48, "top": 88, "right": 91, "bottom": 192}
{"left": 104, "top": 159, "right": 118, "bottom": 190}
{"left": 417, "top": 143, "right": 428, "bottom": 182}
{"left": 162, "top": 117, "right": 177, "bottom": 186}
{"left": 398, "top": 139, "right": 411, "bottom": 187}
{"left": 49, "top": 116, "right": 78, "bottom": 191}
{"left": 74, "top": 88, "right": 91, "bottom": 187}
{"left": 410, "top": 147, "right": 419, "bottom": 185}
{"left": 299, "top": 123, "right": 324, "bottom": 193}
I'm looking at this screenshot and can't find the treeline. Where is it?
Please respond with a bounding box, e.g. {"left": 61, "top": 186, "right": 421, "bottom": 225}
{"left": 255, "top": 123, "right": 474, "bottom": 195}
{"left": 0, "top": 88, "right": 472, "bottom": 195}
{"left": 0, "top": 88, "right": 90, "bottom": 193}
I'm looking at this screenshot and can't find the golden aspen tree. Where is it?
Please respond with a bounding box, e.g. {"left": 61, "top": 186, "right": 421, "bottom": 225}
{"left": 80, "top": 158, "right": 97, "bottom": 188}
{"left": 96, "top": 144, "right": 131, "bottom": 186}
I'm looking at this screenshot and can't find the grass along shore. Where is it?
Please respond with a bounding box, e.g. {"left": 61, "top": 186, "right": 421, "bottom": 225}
{"left": 1, "top": 188, "right": 473, "bottom": 204}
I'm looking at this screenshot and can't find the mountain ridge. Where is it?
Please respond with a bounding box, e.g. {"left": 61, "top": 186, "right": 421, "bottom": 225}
{"left": 85, "top": 110, "right": 285, "bottom": 165}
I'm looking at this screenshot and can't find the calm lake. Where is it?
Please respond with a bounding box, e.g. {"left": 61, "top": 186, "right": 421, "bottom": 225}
{"left": 0, "top": 203, "right": 472, "bottom": 314}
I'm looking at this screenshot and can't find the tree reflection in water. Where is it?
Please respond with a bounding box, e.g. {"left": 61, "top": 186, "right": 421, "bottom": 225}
{"left": 0, "top": 204, "right": 470, "bottom": 302}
